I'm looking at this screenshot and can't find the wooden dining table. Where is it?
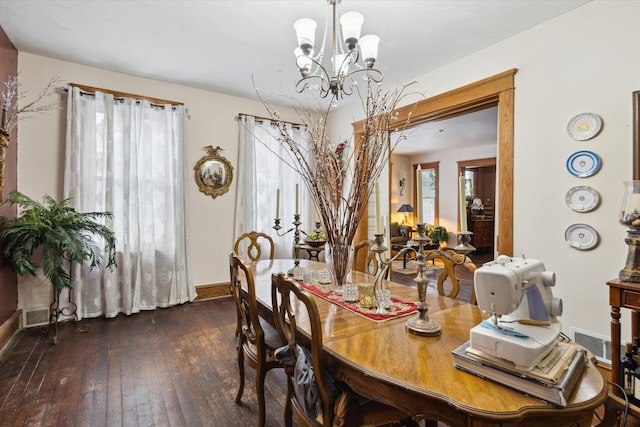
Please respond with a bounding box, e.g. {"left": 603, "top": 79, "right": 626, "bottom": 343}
{"left": 249, "top": 259, "right": 608, "bottom": 427}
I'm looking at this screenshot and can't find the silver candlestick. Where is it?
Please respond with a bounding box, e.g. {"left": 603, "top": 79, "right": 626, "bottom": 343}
{"left": 273, "top": 215, "right": 323, "bottom": 267}
{"left": 370, "top": 223, "right": 475, "bottom": 336}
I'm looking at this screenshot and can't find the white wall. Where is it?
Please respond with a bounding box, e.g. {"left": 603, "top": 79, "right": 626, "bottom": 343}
{"left": 330, "top": 0, "right": 638, "bottom": 338}
{"left": 389, "top": 154, "right": 412, "bottom": 224}
{"left": 15, "top": 53, "right": 300, "bottom": 311}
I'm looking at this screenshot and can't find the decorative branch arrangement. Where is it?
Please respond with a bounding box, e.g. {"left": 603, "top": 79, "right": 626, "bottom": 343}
{"left": 1, "top": 73, "right": 61, "bottom": 133}
{"left": 256, "top": 82, "right": 418, "bottom": 248}
{"left": 0, "top": 73, "right": 61, "bottom": 201}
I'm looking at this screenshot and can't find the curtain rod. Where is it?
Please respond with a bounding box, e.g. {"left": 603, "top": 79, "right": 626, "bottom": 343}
{"left": 69, "top": 83, "right": 184, "bottom": 106}
{"left": 236, "top": 113, "right": 304, "bottom": 128}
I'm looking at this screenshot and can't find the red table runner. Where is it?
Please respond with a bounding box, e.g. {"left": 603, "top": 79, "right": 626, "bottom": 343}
{"left": 297, "top": 281, "right": 417, "bottom": 322}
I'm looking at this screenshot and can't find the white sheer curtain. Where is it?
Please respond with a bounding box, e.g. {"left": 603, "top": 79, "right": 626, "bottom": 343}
{"left": 64, "top": 87, "right": 196, "bottom": 319}
{"left": 235, "top": 115, "right": 313, "bottom": 258}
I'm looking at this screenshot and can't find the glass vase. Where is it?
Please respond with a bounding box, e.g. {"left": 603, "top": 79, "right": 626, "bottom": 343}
{"left": 619, "top": 180, "right": 640, "bottom": 228}
{"left": 619, "top": 180, "right": 640, "bottom": 282}
{"left": 325, "top": 243, "right": 353, "bottom": 294}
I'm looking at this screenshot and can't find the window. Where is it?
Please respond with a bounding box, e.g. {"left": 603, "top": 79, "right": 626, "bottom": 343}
{"left": 417, "top": 162, "right": 439, "bottom": 225}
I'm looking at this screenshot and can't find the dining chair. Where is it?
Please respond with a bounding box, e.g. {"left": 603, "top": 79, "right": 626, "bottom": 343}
{"left": 353, "top": 239, "right": 388, "bottom": 278}
{"left": 229, "top": 252, "right": 285, "bottom": 427}
{"left": 271, "top": 272, "right": 418, "bottom": 427}
{"left": 234, "top": 231, "right": 275, "bottom": 262}
{"left": 426, "top": 250, "right": 478, "bottom": 304}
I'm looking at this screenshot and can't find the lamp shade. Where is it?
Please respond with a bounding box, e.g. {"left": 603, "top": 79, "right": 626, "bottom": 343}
{"left": 397, "top": 204, "right": 415, "bottom": 213}
{"left": 340, "top": 11, "right": 364, "bottom": 50}
{"left": 294, "top": 18, "right": 317, "bottom": 54}
{"left": 358, "top": 34, "right": 379, "bottom": 67}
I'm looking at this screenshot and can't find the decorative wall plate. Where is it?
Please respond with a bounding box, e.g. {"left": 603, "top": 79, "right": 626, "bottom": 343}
{"left": 566, "top": 150, "right": 601, "bottom": 178}
{"left": 566, "top": 112, "right": 602, "bottom": 141}
{"left": 565, "top": 223, "right": 599, "bottom": 250}
{"left": 565, "top": 186, "right": 600, "bottom": 212}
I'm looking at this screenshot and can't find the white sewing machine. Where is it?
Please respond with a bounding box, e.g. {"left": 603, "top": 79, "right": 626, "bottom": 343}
{"left": 469, "top": 255, "right": 564, "bottom": 371}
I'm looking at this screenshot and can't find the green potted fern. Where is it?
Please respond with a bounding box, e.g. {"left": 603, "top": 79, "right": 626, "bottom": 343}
{"left": 427, "top": 225, "right": 449, "bottom": 248}
{"left": 1, "top": 190, "right": 117, "bottom": 292}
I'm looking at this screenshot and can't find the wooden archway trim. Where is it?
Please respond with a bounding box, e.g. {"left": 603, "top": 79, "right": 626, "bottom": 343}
{"left": 353, "top": 69, "right": 516, "bottom": 256}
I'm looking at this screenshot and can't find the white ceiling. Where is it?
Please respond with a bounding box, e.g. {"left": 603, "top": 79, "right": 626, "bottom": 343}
{"left": 0, "top": 0, "right": 589, "bottom": 108}
{"left": 393, "top": 106, "right": 498, "bottom": 155}
{"left": 0, "top": 0, "right": 589, "bottom": 153}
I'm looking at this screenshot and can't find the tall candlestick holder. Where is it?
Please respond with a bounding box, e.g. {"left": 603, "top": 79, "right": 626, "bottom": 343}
{"left": 454, "top": 230, "right": 476, "bottom": 253}
{"left": 370, "top": 223, "right": 475, "bottom": 336}
{"left": 273, "top": 215, "right": 323, "bottom": 267}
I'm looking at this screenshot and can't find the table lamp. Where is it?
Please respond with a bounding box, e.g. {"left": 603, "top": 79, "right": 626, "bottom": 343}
{"left": 397, "top": 203, "right": 415, "bottom": 225}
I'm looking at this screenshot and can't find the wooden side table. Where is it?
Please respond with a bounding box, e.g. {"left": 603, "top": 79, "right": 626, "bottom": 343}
{"left": 607, "top": 278, "right": 640, "bottom": 395}
{"left": 296, "top": 244, "right": 324, "bottom": 261}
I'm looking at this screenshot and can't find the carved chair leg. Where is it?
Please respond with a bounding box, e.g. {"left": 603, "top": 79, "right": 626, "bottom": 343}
{"left": 256, "top": 365, "right": 267, "bottom": 427}
{"left": 235, "top": 340, "right": 245, "bottom": 404}
{"left": 284, "top": 376, "right": 293, "bottom": 427}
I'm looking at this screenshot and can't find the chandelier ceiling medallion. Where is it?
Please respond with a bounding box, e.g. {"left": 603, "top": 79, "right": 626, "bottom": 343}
{"left": 293, "top": 0, "right": 383, "bottom": 100}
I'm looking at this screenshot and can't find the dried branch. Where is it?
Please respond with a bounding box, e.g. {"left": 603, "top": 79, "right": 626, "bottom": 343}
{"left": 255, "top": 80, "right": 420, "bottom": 247}
{"left": 1, "top": 73, "right": 62, "bottom": 133}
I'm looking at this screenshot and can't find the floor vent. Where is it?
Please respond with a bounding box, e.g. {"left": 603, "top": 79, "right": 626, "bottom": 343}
{"left": 570, "top": 327, "right": 614, "bottom": 364}
{"left": 22, "top": 307, "right": 50, "bottom": 328}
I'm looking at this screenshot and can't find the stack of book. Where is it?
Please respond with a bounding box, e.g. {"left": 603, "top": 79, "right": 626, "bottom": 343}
{"left": 452, "top": 340, "right": 587, "bottom": 406}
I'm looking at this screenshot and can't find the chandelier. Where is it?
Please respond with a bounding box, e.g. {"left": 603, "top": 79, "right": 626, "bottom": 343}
{"left": 293, "top": 0, "right": 383, "bottom": 100}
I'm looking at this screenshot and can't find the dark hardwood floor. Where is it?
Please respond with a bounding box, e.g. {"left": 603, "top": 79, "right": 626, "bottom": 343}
{"left": 0, "top": 297, "right": 288, "bottom": 427}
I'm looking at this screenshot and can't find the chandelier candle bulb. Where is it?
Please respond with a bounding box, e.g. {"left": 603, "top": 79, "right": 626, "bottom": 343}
{"left": 295, "top": 183, "right": 299, "bottom": 214}
{"left": 416, "top": 165, "right": 423, "bottom": 222}
{"left": 459, "top": 175, "right": 468, "bottom": 232}
{"left": 276, "top": 188, "right": 280, "bottom": 219}
{"left": 375, "top": 181, "right": 382, "bottom": 233}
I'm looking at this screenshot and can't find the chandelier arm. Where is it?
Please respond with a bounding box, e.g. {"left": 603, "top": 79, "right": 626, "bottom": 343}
{"left": 295, "top": 76, "right": 332, "bottom": 98}
{"left": 295, "top": 54, "right": 336, "bottom": 97}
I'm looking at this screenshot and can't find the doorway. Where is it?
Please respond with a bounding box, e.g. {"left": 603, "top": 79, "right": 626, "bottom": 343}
{"left": 459, "top": 158, "right": 497, "bottom": 254}
{"left": 353, "top": 69, "right": 515, "bottom": 256}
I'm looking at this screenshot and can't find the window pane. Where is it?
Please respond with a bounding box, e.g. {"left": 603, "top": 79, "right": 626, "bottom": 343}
{"left": 420, "top": 167, "right": 436, "bottom": 225}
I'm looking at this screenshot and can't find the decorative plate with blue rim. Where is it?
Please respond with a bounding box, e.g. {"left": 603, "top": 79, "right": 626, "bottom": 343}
{"left": 566, "top": 150, "right": 601, "bottom": 178}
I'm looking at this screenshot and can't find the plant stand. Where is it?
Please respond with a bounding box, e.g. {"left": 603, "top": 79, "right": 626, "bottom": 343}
{"left": 47, "top": 287, "right": 87, "bottom": 344}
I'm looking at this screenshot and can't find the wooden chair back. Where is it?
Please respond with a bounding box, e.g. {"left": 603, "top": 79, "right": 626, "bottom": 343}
{"left": 229, "top": 252, "right": 264, "bottom": 356}
{"left": 271, "top": 272, "right": 335, "bottom": 426}
{"left": 271, "top": 272, "right": 418, "bottom": 427}
{"left": 230, "top": 252, "right": 284, "bottom": 426}
{"left": 234, "top": 231, "right": 274, "bottom": 262}
{"left": 353, "top": 239, "right": 388, "bottom": 278}
{"left": 426, "top": 250, "right": 478, "bottom": 304}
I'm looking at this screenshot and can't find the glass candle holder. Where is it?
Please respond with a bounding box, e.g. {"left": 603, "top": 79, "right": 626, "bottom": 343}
{"left": 619, "top": 180, "right": 640, "bottom": 282}
{"left": 620, "top": 180, "right": 640, "bottom": 228}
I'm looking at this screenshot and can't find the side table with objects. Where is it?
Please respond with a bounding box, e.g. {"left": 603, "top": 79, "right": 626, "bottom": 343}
{"left": 296, "top": 243, "right": 325, "bottom": 261}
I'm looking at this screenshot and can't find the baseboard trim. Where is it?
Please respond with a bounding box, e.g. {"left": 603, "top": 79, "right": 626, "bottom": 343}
{"left": 0, "top": 310, "right": 20, "bottom": 352}
{"left": 195, "top": 282, "right": 231, "bottom": 300}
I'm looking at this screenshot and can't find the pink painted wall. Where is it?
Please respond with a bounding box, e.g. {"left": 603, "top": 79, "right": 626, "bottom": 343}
{"left": 0, "top": 24, "right": 19, "bottom": 326}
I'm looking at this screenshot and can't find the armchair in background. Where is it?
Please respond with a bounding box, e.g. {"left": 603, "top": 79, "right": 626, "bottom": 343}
{"left": 389, "top": 222, "right": 413, "bottom": 246}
